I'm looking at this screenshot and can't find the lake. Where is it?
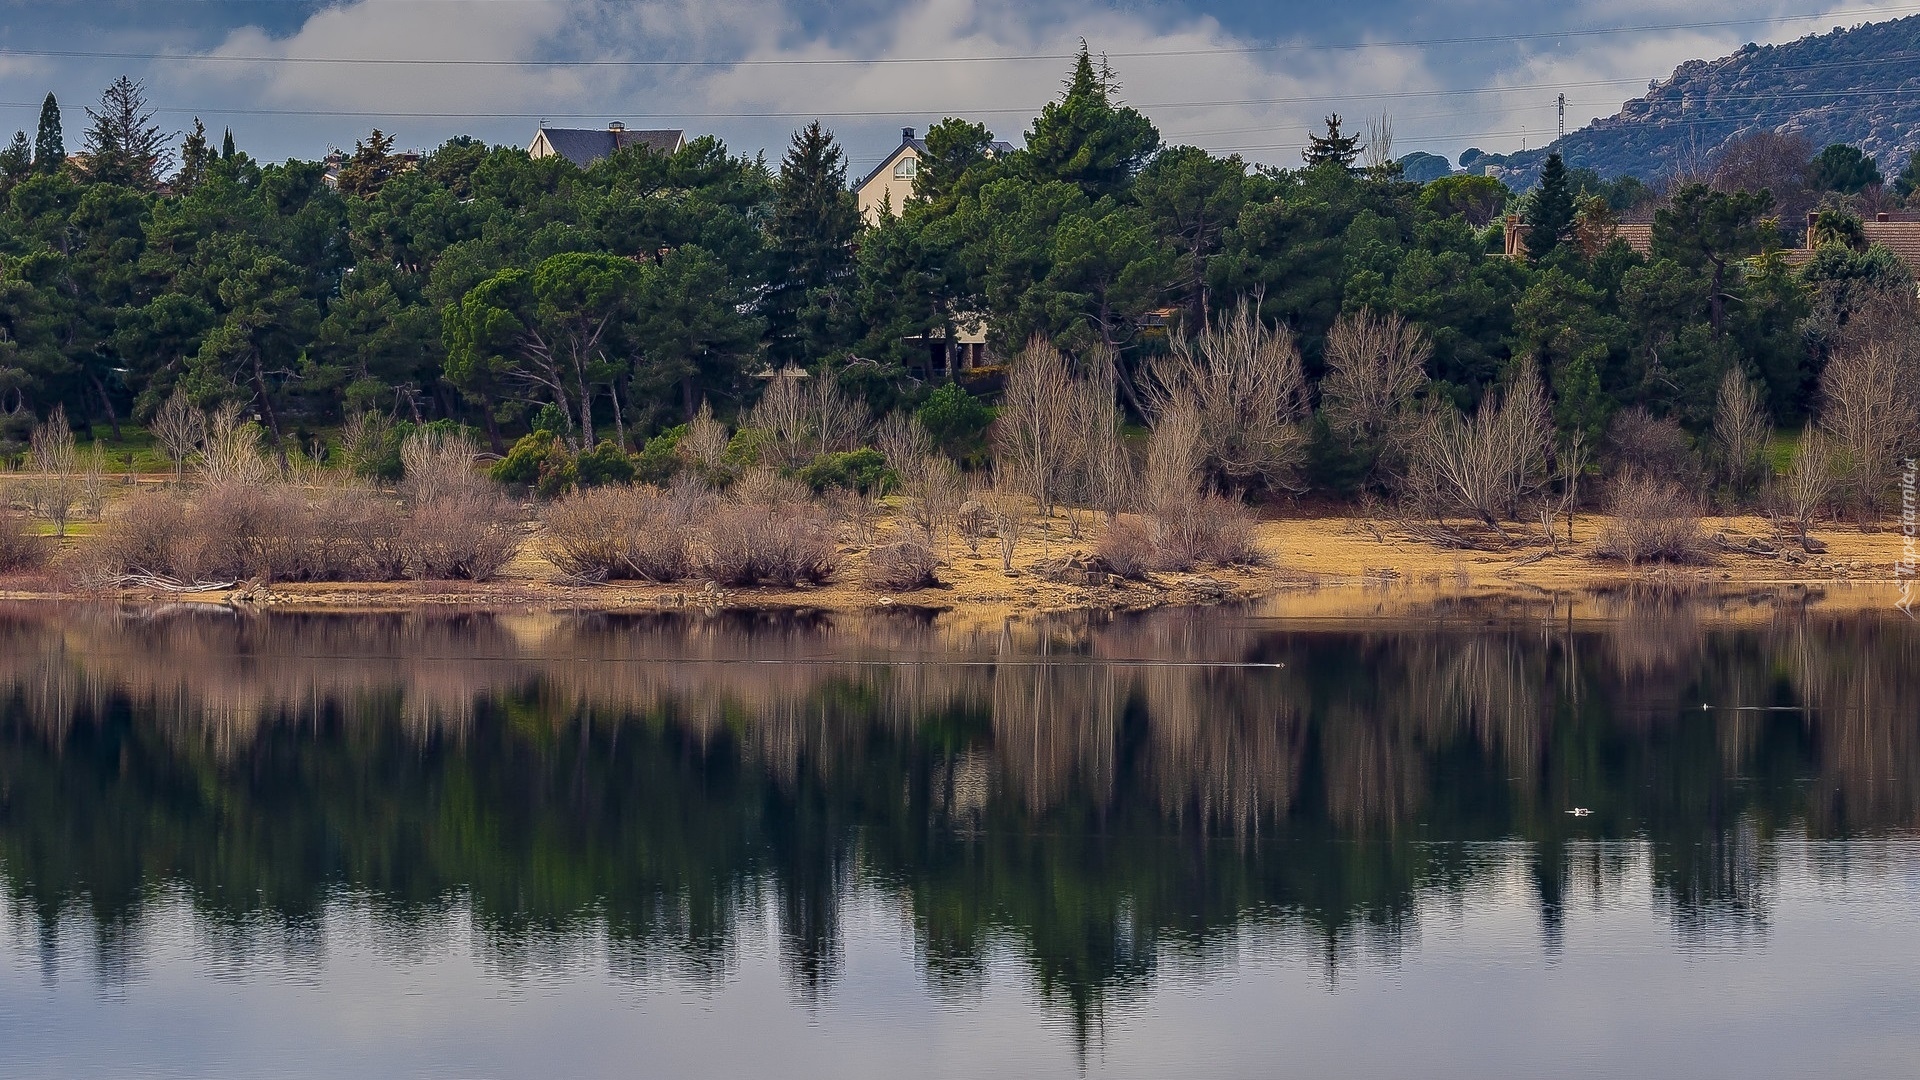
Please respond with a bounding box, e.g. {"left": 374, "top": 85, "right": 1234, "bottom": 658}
{"left": 2, "top": 595, "right": 1916, "bottom": 1078}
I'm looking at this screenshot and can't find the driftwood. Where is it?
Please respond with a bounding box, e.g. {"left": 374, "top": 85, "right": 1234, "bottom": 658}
{"left": 89, "top": 572, "right": 237, "bottom": 593}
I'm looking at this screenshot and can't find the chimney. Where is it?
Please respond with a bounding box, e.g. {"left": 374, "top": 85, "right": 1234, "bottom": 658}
{"left": 902, "top": 127, "right": 915, "bottom": 144}
{"left": 1878, "top": 212, "right": 1890, "bottom": 222}
{"left": 1807, "top": 210, "right": 1818, "bottom": 248}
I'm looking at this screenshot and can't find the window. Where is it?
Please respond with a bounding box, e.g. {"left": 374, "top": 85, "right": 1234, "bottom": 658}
{"left": 892, "top": 156, "right": 918, "bottom": 181}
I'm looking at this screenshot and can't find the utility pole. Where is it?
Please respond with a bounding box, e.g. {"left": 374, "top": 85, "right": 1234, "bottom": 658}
{"left": 1557, "top": 94, "right": 1566, "bottom": 138}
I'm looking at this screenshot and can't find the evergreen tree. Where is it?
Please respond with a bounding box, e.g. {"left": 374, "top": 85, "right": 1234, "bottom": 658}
{"left": 1893, "top": 152, "right": 1920, "bottom": 204}
{"left": 914, "top": 117, "right": 996, "bottom": 204}
{"left": 83, "top": 75, "right": 171, "bottom": 190}
{"left": 0, "top": 131, "right": 30, "bottom": 182}
{"left": 1810, "top": 143, "right": 1881, "bottom": 194}
{"left": 336, "top": 128, "right": 399, "bottom": 197}
{"left": 32, "top": 93, "right": 63, "bottom": 173}
{"left": 1524, "top": 153, "right": 1576, "bottom": 260}
{"left": 221, "top": 128, "right": 236, "bottom": 160}
{"left": 1303, "top": 115, "right": 1363, "bottom": 170}
{"left": 1020, "top": 45, "right": 1160, "bottom": 198}
{"left": 765, "top": 122, "right": 861, "bottom": 366}
{"left": 175, "top": 119, "right": 211, "bottom": 194}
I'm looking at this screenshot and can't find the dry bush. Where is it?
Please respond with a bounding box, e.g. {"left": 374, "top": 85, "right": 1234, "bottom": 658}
{"left": 731, "top": 465, "right": 811, "bottom": 507}
{"left": 327, "top": 490, "right": 410, "bottom": 580}
{"left": 1820, "top": 334, "right": 1920, "bottom": 520}
{"left": 1148, "top": 297, "right": 1308, "bottom": 493}
{"left": 1098, "top": 498, "right": 1262, "bottom": 578}
{"left": 401, "top": 493, "right": 520, "bottom": 581}
{"left": 399, "top": 428, "right": 484, "bottom": 505}
{"left": 697, "top": 499, "right": 837, "bottom": 587}
{"left": 1711, "top": 369, "right": 1772, "bottom": 491}
{"left": 680, "top": 401, "right": 730, "bottom": 480}
{"left": 1772, "top": 429, "right": 1840, "bottom": 540}
{"left": 1320, "top": 309, "right": 1431, "bottom": 447}
{"left": 862, "top": 529, "right": 941, "bottom": 591}
{"left": 1405, "top": 366, "right": 1551, "bottom": 538}
{"left": 898, "top": 450, "right": 963, "bottom": 535}
{"left": 542, "top": 483, "right": 706, "bottom": 582}
{"left": 88, "top": 493, "right": 188, "bottom": 577}
{"left": 1606, "top": 406, "right": 1702, "bottom": 486}
{"left": 151, "top": 389, "right": 206, "bottom": 483}
{"left": 0, "top": 511, "right": 48, "bottom": 574}
{"left": 199, "top": 403, "right": 276, "bottom": 485}
{"left": 1595, "top": 474, "right": 1707, "bottom": 565}
{"left": 25, "top": 406, "right": 79, "bottom": 537}
{"left": 995, "top": 337, "right": 1083, "bottom": 516}
{"left": 187, "top": 481, "right": 310, "bottom": 580}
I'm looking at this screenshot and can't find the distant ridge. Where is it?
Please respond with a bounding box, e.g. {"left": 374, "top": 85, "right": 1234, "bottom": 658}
{"left": 1477, "top": 15, "right": 1920, "bottom": 183}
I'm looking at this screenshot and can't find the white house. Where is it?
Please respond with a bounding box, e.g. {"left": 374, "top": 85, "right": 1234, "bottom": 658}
{"left": 855, "top": 126, "right": 1013, "bottom": 223}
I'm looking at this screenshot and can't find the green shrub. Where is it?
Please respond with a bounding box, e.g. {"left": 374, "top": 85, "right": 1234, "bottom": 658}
{"left": 721, "top": 427, "right": 770, "bottom": 474}
{"left": 797, "top": 448, "right": 893, "bottom": 494}
{"left": 576, "top": 439, "right": 637, "bottom": 488}
{"left": 490, "top": 431, "right": 577, "bottom": 497}
{"left": 915, "top": 382, "right": 993, "bottom": 463}
{"left": 635, "top": 424, "right": 686, "bottom": 484}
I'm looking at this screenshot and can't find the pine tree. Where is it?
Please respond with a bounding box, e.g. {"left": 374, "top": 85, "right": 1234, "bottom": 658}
{"left": 336, "top": 128, "right": 399, "bottom": 197}
{"left": 1020, "top": 44, "right": 1160, "bottom": 198}
{"left": 84, "top": 75, "right": 171, "bottom": 190}
{"left": 1524, "top": 153, "right": 1576, "bottom": 260}
{"left": 0, "top": 131, "right": 30, "bottom": 182}
{"left": 32, "top": 93, "right": 63, "bottom": 173}
{"left": 1894, "top": 152, "right": 1920, "bottom": 204}
{"left": 176, "top": 118, "right": 211, "bottom": 194}
{"left": 221, "top": 128, "right": 236, "bottom": 160}
{"left": 1303, "top": 115, "right": 1363, "bottom": 170}
{"left": 766, "top": 122, "right": 861, "bottom": 366}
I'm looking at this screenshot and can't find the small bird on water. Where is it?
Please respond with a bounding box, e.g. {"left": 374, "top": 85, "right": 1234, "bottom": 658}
{"left": 1566, "top": 807, "right": 1592, "bottom": 817}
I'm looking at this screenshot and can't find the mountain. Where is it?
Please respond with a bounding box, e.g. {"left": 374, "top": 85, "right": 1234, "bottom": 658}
{"left": 1468, "top": 15, "right": 1920, "bottom": 185}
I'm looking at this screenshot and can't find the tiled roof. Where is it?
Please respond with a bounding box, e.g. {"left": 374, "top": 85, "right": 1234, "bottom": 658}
{"left": 1862, "top": 222, "right": 1920, "bottom": 272}
{"left": 1614, "top": 224, "right": 1653, "bottom": 255}
{"left": 534, "top": 127, "right": 684, "bottom": 168}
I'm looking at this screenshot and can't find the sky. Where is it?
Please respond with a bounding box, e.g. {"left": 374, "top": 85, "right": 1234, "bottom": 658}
{"left": 1, "top": 0, "right": 1916, "bottom": 176}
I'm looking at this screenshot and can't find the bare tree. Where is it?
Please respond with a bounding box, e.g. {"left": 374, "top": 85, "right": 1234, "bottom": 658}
{"left": 1712, "top": 368, "right": 1773, "bottom": 493}
{"left": 747, "top": 374, "right": 810, "bottom": 468}
{"left": 1363, "top": 115, "right": 1394, "bottom": 172}
{"left": 680, "top": 401, "right": 730, "bottom": 482}
{"left": 1819, "top": 337, "right": 1920, "bottom": 521}
{"left": 198, "top": 402, "right": 274, "bottom": 485}
{"left": 151, "top": 389, "right": 206, "bottom": 484}
{"left": 875, "top": 412, "right": 932, "bottom": 471}
{"left": 1774, "top": 428, "right": 1839, "bottom": 544}
{"left": 808, "top": 375, "right": 868, "bottom": 455}
{"left": 995, "top": 337, "right": 1083, "bottom": 518}
{"left": 81, "top": 440, "right": 108, "bottom": 519}
{"left": 26, "top": 406, "right": 79, "bottom": 537}
{"left": 1320, "top": 309, "right": 1431, "bottom": 448}
{"left": 1142, "top": 398, "right": 1206, "bottom": 511}
{"left": 1406, "top": 364, "right": 1551, "bottom": 540}
{"left": 1147, "top": 297, "right": 1308, "bottom": 494}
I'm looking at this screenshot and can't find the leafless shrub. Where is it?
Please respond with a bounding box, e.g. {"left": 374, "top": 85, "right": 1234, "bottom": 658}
{"left": 697, "top": 499, "right": 837, "bottom": 587}
{"left": 983, "top": 473, "right": 1027, "bottom": 572}
{"left": 731, "top": 465, "right": 811, "bottom": 508}
{"left": 542, "top": 484, "right": 704, "bottom": 582}
{"left": 1405, "top": 366, "right": 1551, "bottom": 539}
{"left": 401, "top": 493, "right": 520, "bottom": 581}
{"left": 25, "top": 406, "right": 79, "bottom": 537}
{"left": 1142, "top": 398, "right": 1207, "bottom": 510}
{"left": 1819, "top": 336, "right": 1920, "bottom": 521}
{"left": 955, "top": 496, "right": 987, "bottom": 555}
{"left": 151, "top": 390, "right": 205, "bottom": 484}
{"left": 898, "top": 451, "right": 964, "bottom": 536}
{"left": 1320, "top": 309, "right": 1431, "bottom": 449}
{"left": 0, "top": 510, "right": 48, "bottom": 573}
{"left": 328, "top": 490, "right": 410, "bottom": 580}
{"left": 1772, "top": 429, "right": 1840, "bottom": 542}
{"left": 681, "top": 401, "right": 730, "bottom": 481}
{"left": 88, "top": 492, "right": 187, "bottom": 578}
{"left": 1607, "top": 406, "right": 1702, "bottom": 487}
{"left": 199, "top": 403, "right": 275, "bottom": 485}
{"left": 400, "top": 428, "right": 485, "bottom": 505}
{"left": 1595, "top": 474, "right": 1708, "bottom": 565}
{"left": 1074, "top": 349, "right": 1133, "bottom": 526}
{"left": 875, "top": 412, "right": 932, "bottom": 470}
{"left": 995, "top": 337, "right": 1083, "bottom": 517}
{"left": 1097, "top": 497, "right": 1262, "bottom": 578}
{"left": 1148, "top": 297, "right": 1308, "bottom": 493}
{"left": 862, "top": 528, "right": 941, "bottom": 591}
{"left": 1712, "top": 368, "right": 1772, "bottom": 492}
{"left": 748, "top": 374, "right": 868, "bottom": 469}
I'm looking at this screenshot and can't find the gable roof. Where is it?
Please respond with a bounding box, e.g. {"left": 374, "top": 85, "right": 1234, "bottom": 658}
{"left": 855, "top": 134, "right": 1016, "bottom": 193}
{"left": 531, "top": 126, "right": 685, "bottom": 168}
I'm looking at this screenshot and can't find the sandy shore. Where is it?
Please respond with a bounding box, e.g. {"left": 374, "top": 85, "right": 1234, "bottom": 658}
{"left": 4, "top": 508, "right": 1912, "bottom": 623}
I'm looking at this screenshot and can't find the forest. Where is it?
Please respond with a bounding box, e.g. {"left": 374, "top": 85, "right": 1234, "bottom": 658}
{"left": 2, "top": 49, "right": 1919, "bottom": 586}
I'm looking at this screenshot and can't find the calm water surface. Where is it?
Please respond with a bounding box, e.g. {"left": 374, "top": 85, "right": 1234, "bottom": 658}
{"left": 1, "top": 597, "right": 1916, "bottom": 1078}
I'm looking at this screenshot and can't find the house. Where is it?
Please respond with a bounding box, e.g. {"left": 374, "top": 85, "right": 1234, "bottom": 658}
{"left": 527, "top": 122, "right": 685, "bottom": 168}
{"left": 855, "top": 127, "right": 1013, "bottom": 223}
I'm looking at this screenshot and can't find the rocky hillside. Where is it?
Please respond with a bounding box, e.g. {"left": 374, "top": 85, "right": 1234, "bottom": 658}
{"left": 1480, "top": 15, "right": 1920, "bottom": 183}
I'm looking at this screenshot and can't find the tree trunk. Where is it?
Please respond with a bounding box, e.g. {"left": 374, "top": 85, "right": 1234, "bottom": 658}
{"left": 250, "top": 349, "right": 286, "bottom": 461}
{"left": 609, "top": 383, "right": 627, "bottom": 450}
{"left": 573, "top": 365, "right": 595, "bottom": 449}
{"left": 90, "top": 373, "right": 122, "bottom": 440}
{"left": 483, "top": 407, "right": 505, "bottom": 455}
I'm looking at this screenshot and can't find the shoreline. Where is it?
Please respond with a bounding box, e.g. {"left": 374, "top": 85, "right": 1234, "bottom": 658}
{"left": 5, "top": 513, "right": 1912, "bottom": 623}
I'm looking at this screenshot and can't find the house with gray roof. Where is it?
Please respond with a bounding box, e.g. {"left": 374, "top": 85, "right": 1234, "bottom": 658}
{"left": 527, "top": 122, "right": 686, "bottom": 168}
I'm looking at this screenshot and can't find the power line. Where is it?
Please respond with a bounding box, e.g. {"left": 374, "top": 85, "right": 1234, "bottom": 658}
{"left": 2, "top": 3, "right": 1918, "bottom": 67}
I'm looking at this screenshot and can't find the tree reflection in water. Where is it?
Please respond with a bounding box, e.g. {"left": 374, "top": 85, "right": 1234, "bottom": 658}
{"left": 0, "top": 598, "right": 1915, "bottom": 1042}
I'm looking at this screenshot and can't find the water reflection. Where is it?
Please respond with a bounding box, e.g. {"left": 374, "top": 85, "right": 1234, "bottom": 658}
{"left": 0, "top": 598, "right": 1915, "bottom": 1044}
